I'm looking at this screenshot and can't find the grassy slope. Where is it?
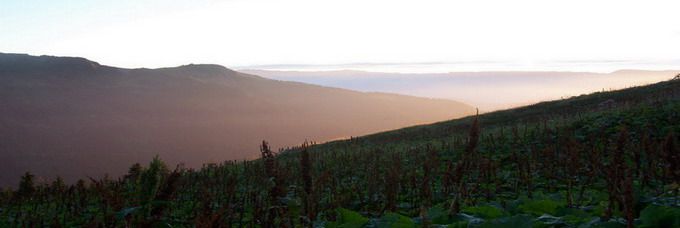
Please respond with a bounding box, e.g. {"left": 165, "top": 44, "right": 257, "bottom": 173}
{"left": 301, "top": 79, "right": 680, "bottom": 154}
{"left": 2, "top": 78, "right": 679, "bottom": 227}
{"left": 272, "top": 78, "right": 680, "bottom": 227}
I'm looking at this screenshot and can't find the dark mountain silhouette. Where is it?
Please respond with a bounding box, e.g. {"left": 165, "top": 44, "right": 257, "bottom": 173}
{"left": 0, "top": 53, "right": 474, "bottom": 187}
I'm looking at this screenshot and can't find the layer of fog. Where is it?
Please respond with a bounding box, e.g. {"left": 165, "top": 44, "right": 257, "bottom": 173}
{"left": 242, "top": 69, "right": 679, "bottom": 111}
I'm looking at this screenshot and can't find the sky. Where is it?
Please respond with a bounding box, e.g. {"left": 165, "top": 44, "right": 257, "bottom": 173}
{"left": 1, "top": 0, "right": 680, "bottom": 72}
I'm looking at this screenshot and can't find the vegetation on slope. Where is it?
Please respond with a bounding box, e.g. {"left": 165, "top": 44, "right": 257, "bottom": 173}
{"left": 0, "top": 79, "right": 679, "bottom": 227}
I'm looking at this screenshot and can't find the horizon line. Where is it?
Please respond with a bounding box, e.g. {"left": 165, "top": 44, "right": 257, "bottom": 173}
{"left": 3, "top": 52, "right": 679, "bottom": 74}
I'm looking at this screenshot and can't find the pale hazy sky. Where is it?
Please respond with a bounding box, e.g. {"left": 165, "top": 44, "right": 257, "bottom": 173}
{"left": 1, "top": 0, "right": 679, "bottom": 71}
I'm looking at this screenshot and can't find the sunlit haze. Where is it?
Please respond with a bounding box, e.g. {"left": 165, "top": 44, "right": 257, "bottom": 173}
{"left": 3, "top": 1, "right": 680, "bottom": 225}
{"left": 2, "top": 0, "right": 679, "bottom": 72}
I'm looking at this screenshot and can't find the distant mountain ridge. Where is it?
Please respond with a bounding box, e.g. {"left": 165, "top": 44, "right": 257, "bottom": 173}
{"left": 0, "top": 53, "right": 474, "bottom": 187}
{"left": 243, "top": 69, "right": 678, "bottom": 111}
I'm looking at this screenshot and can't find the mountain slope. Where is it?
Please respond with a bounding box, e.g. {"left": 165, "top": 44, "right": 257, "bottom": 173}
{"left": 0, "top": 53, "right": 474, "bottom": 186}
{"left": 300, "top": 77, "right": 680, "bottom": 153}
{"left": 2, "top": 70, "right": 678, "bottom": 227}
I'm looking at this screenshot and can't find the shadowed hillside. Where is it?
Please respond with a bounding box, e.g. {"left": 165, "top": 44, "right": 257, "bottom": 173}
{"left": 0, "top": 53, "right": 474, "bottom": 187}
{"left": 2, "top": 74, "right": 678, "bottom": 227}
